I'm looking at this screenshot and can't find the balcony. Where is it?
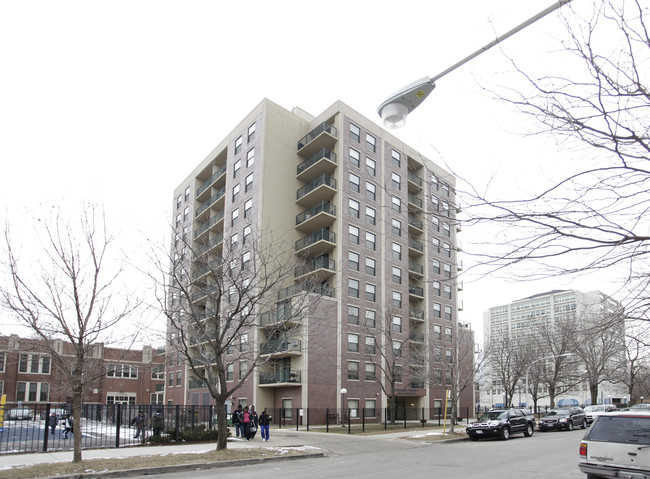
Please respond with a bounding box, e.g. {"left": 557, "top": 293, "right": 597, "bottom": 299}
{"left": 260, "top": 370, "right": 302, "bottom": 386}
{"left": 409, "top": 308, "right": 425, "bottom": 321}
{"left": 296, "top": 174, "right": 337, "bottom": 206}
{"left": 295, "top": 228, "right": 336, "bottom": 256}
{"left": 194, "top": 233, "right": 223, "bottom": 257}
{"left": 194, "top": 210, "right": 224, "bottom": 240}
{"left": 408, "top": 238, "right": 424, "bottom": 256}
{"left": 192, "top": 258, "right": 223, "bottom": 281}
{"left": 278, "top": 282, "right": 335, "bottom": 301}
{"left": 296, "top": 201, "right": 336, "bottom": 232}
{"left": 408, "top": 214, "right": 423, "bottom": 235}
{"left": 409, "top": 355, "right": 426, "bottom": 366}
{"left": 407, "top": 193, "right": 423, "bottom": 210}
{"left": 195, "top": 187, "right": 225, "bottom": 221}
{"left": 408, "top": 260, "right": 424, "bottom": 278}
{"left": 297, "top": 122, "right": 337, "bottom": 157}
{"left": 196, "top": 164, "right": 227, "bottom": 201}
{"left": 259, "top": 308, "right": 300, "bottom": 328}
{"left": 409, "top": 331, "right": 425, "bottom": 343}
{"left": 294, "top": 256, "right": 336, "bottom": 281}
{"left": 458, "top": 281, "right": 464, "bottom": 291}
{"left": 297, "top": 148, "right": 336, "bottom": 182}
{"left": 260, "top": 338, "right": 302, "bottom": 356}
{"left": 457, "top": 260, "right": 463, "bottom": 271}
{"left": 409, "top": 284, "right": 424, "bottom": 299}
{"left": 407, "top": 170, "right": 423, "bottom": 192}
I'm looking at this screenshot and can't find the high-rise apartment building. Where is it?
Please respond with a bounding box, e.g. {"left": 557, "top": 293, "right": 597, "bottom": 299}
{"left": 481, "top": 289, "right": 628, "bottom": 408}
{"left": 166, "top": 99, "right": 471, "bottom": 418}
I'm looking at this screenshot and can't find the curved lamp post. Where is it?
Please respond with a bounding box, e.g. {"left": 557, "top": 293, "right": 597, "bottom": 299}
{"left": 377, "top": 0, "right": 573, "bottom": 128}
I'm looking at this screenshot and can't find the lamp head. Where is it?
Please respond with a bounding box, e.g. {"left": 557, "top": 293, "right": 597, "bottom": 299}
{"left": 377, "top": 76, "right": 436, "bottom": 129}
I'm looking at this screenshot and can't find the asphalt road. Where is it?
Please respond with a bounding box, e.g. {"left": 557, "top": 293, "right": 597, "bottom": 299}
{"left": 132, "top": 427, "right": 587, "bottom": 479}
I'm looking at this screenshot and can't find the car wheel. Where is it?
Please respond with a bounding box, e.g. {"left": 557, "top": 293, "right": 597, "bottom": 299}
{"left": 581, "top": 419, "right": 587, "bottom": 429}
{"left": 566, "top": 421, "right": 573, "bottom": 431}
{"left": 524, "top": 424, "right": 534, "bottom": 437}
{"left": 539, "top": 426, "right": 546, "bottom": 432}
{"left": 499, "top": 427, "right": 510, "bottom": 440}
{"left": 469, "top": 436, "right": 479, "bottom": 441}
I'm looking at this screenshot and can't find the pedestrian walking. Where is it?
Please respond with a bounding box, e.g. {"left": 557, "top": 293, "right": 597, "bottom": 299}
{"left": 131, "top": 410, "right": 148, "bottom": 443}
{"left": 249, "top": 405, "right": 259, "bottom": 439}
{"left": 242, "top": 406, "right": 252, "bottom": 440}
{"left": 152, "top": 410, "right": 164, "bottom": 437}
{"left": 259, "top": 410, "right": 272, "bottom": 441}
{"left": 232, "top": 404, "right": 243, "bottom": 438}
{"left": 49, "top": 412, "right": 58, "bottom": 436}
{"left": 63, "top": 414, "right": 74, "bottom": 439}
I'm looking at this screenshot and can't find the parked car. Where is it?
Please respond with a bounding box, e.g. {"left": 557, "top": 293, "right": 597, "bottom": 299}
{"left": 7, "top": 408, "right": 34, "bottom": 420}
{"left": 539, "top": 407, "right": 587, "bottom": 431}
{"left": 579, "top": 411, "right": 650, "bottom": 478}
{"left": 584, "top": 404, "right": 617, "bottom": 424}
{"left": 466, "top": 408, "right": 535, "bottom": 441}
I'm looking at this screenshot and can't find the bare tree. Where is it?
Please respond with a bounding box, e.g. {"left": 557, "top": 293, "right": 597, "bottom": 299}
{"left": 0, "top": 205, "right": 139, "bottom": 463}
{"left": 150, "top": 227, "right": 327, "bottom": 450}
{"left": 622, "top": 323, "right": 650, "bottom": 404}
{"left": 486, "top": 332, "right": 534, "bottom": 409}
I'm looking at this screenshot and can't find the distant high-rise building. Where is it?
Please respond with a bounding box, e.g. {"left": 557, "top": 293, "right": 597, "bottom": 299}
{"left": 166, "top": 98, "right": 471, "bottom": 419}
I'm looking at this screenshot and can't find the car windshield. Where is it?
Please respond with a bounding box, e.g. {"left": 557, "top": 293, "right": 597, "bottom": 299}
{"left": 630, "top": 404, "right": 650, "bottom": 409}
{"left": 589, "top": 416, "right": 650, "bottom": 445}
{"left": 479, "top": 411, "right": 507, "bottom": 421}
{"left": 585, "top": 406, "right": 604, "bottom": 412}
{"left": 545, "top": 409, "right": 569, "bottom": 416}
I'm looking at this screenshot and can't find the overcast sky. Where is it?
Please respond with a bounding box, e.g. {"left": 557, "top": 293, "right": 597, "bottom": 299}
{"left": 0, "top": 0, "right": 608, "bottom": 343}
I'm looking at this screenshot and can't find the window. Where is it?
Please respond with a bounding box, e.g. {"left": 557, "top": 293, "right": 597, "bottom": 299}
{"left": 242, "top": 251, "right": 251, "bottom": 269}
{"left": 445, "top": 327, "right": 452, "bottom": 342}
{"left": 365, "top": 257, "right": 376, "bottom": 276}
{"left": 365, "top": 399, "right": 377, "bottom": 417}
{"left": 392, "top": 316, "right": 402, "bottom": 333}
{"left": 365, "top": 283, "right": 376, "bottom": 302}
{"left": 431, "top": 216, "right": 440, "bottom": 232}
{"left": 235, "top": 135, "right": 243, "bottom": 154}
{"left": 243, "top": 225, "right": 251, "bottom": 245}
{"left": 393, "top": 341, "right": 402, "bottom": 358}
{"left": 247, "top": 122, "right": 256, "bottom": 142}
{"left": 445, "top": 370, "right": 452, "bottom": 385}
{"left": 232, "top": 184, "right": 240, "bottom": 202}
{"left": 19, "top": 354, "right": 50, "bottom": 374}
{"left": 282, "top": 398, "right": 293, "bottom": 419}
{"left": 392, "top": 218, "right": 401, "bottom": 236}
{"left": 246, "top": 148, "right": 255, "bottom": 167}
{"left": 442, "top": 201, "right": 450, "bottom": 216}
{"left": 392, "top": 242, "right": 402, "bottom": 260}
{"left": 365, "top": 206, "right": 376, "bottom": 225}
{"left": 16, "top": 382, "right": 49, "bottom": 402}
{"left": 350, "top": 147, "right": 360, "bottom": 167}
{"left": 183, "top": 206, "right": 189, "bottom": 221}
{"left": 239, "top": 361, "right": 248, "bottom": 380}
{"left": 395, "top": 366, "right": 403, "bottom": 382}
{"left": 176, "top": 194, "right": 182, "bottom": 209}
{"left": 442, "top": 182, "right": 450, "bottom": 196}
{"left": 348, "top": 278, "right": 360, "bottom": 298}
{"left": 365, "top": 363, "right": 376, "bottom": 381}
{"left": 443, "top": 222, "right": 451, "bottom": 237}
{"left": 431, "top": 174, "right": 439, "bottom": 190}
{"left": 244, "top": 198, "right": 253, "bottom": 218}
{"left": 366, "top": 182, "right": 376, "bottom": 200}
{"left": 392, "top": 266, "right": 401, "bottom": 284}
{"left": 175, "top": 213, "right": 181, "bottom": 227}
{"left": 231, "top": 233, "right": 239, "bottom": 247}
{"left": 443, "top": 243, "right": 451, "bottom": 257}
{"left": 151, "top": 365, "right": 165, "bottom": 380}
{"left": 348, "top": 305, "right": 360, "bottom": 325}
{"left": 365, "top": 157, "right": 376, "bottom": 176}
{"left": 365, "top": 310, "right": 376, "bottom": 328}
{"left": 433, "top": 281, "right": 441, "bottom": 296}
{"left": 391, "top": 172, "right": 401, "bottom": 190}
{"left": 433, "top": 303, "right": 442, "bottom": 318}
{"left": 168, "top": 372, "right": 174, "bottom": 387}
{"left": 432, "top": 238, "right": 440, "bottom": 254}
{"left": 446, "top": 348, "right": 453, "bottom": 363}
{"left": 350, "top": 123, "right": 360, "bottom": 142}
{"left": 350, "top": 173, "right": 360, "bottom": 192}
{"left": 226, "top": 364, "right": 234, "bottom": 381}
{"left": 433, "top": 347, "right": 442, "bottom": 362}
{"left": 391, "top": 149, "right": 401, "bottom": 167}
{"left": 185, "top": 186, "right": 190, "bottom": 200}
{"left": 366, "top": 133, "right": 376, "bottom": 152}
{"left": 176, "top": 370, "right": 182, "bottom": 386}
{"left": 107, "top": 364, "right": 139, "bottom": 378}
{"left": 349, "top": 225, "right": 360, "bottom": 244}
{"left": 231, "top": 208, "right": 239, "bottom": 226}
{"left": 434, "top": 324, "right": 441, "bottom": 340}
{"left": 348, "top": 333, "right": 359, "bottom": 352}
{"left": 348, "top": 399, "right": 360, "bottom": 418}
{"left": 365, "top": 231, "right": 376, "bottom": 250}
{"left": 392, "top": 291, "right": 402, "bottom": 308}
{"left": 444, "top": 284, "right": 452, "bottom": 299}
{"left": 0, "top": 352, "right": 4, "bottom": 372}
{"left": 444, "top": 306, "right": 452, "bottom": 321}
{"left": 349, "top": 199, "right": 360, "bottom": 218}
{"left": 348, "top": 361, "right": 359, "bottom": 380}
{"left": 245, "top": 172, "right": 253, "bottom": 192}
{"left": 349, "top": 251, "right": 360, "bottom": 271}
{"left": 234, "top": 159, "right": 241, "bottom": 177}
{"left": 434, "top": 369, "right": 442, "bottom": 385}
{"left": 240, "top": 333, "right": 249, "bottom": 352}
{"left": 391, "top": 196, "right": 401, "bottom": 212}
{"left": 431, "top": 195, "right": 439, "bottom": 210}
{"left": 444, "top": 263, "right": 452, "bottom": 278}
{"left": 432, "top": 260, "right": 441, "bottom": 274}
{"left": 365, "top": 336, "right": 376, "bottom": 354}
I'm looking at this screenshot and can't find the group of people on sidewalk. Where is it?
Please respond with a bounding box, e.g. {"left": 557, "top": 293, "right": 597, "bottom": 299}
{"left": 231, "top": 405, "right": 271, "bottom": 441}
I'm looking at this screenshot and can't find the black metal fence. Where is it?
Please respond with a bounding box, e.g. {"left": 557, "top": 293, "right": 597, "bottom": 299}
{"left": 0, "top": 403, "right": 474, "bottom": 455}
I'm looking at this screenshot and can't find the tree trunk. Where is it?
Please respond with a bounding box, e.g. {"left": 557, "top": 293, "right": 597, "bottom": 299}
{"left": 215, "top": 398, "right": 228, "bottom": 450}
{"left": 72, "top": 374, "right": 83, "bottom": 462}
{"left": 590, "top": 382, "right": 599, "bottom": 406}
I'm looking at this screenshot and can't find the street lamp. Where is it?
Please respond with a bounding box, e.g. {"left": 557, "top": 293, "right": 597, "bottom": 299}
{"left": 525, "top": 353, "right": 574, "bottom": 412}
{"left": 377, "top": 0, "right": 574, "bottom": 128}
{"left": 340, "top": 388, "right": 347, "bottom": 426}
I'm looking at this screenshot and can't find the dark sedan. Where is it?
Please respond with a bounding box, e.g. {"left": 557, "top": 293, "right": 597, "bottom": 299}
{"left": 539, "top": 407, "right": 587, "bottom": 431}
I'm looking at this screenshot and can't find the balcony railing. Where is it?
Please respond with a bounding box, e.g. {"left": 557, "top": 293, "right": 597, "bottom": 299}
{"left": 409, "top": 308, "right": 425, "bottom": 320}
{"left": 297, "top": 148, "right": 336, "bottom": 175}
{"left": 408, "top": 214, "right": 423, "bottom": 230}
{"left": 296, "top": 174, "right": 336, "bottom": 201}
{"left": 408, "top": 170, "right": 423, "bottom": 188}
{"left": 295, "top": 228, "right": 336, "bottom": 252}
{"left": 296, "top": 201, "right": 336, "bottom": 226}
{"left": 278, "top": 282, "right": 335, "bottom": 300}
{"left": 408, "top": 238, "right": 424, "bottom": 253}
{"left": 408, "top": 261, "right": 424, "bottom": 275}
{"left": 188, "top": 377, "right": 218, "bottom": 389}
{"left": 196, "top": 164, "right": 227, "bottom": 198}
{"left": 260, "top": 308, "right": 300, "bottom": 327}
{"left": 260, "top": 370, "right": 302, "bottom": 385}
{"left": 409, "top": 331, "right": 425, "bottom": 342}
{"left": 194, "top": 210, "right": 224, "bottom": 238}
{"left": 408, "top": 193, "right": 423, "bottom": 209}
{"left": 295, "top": 257, "right": 335, "bottom": 277}
{"left": 409, "top": 285, "right": 424, "bottom": 297}
{"left": 195, "top": 187, "right": 225, "bottom": 217}
{"left": 195, "top": 233, "right": 223, "bottom": 256}
{"left": 261, "top": 339, "right": 301, "bottom": 355}
{"left": 297, "top": 122, "right": 337, "bottom": 151}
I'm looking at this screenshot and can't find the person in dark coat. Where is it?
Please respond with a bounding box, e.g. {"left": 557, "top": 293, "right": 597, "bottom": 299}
{"left": 259, "top": 410, "right": 272, "bottom": 441}
{"left": 49, "top": 412, "right": 59, "bottom": 435}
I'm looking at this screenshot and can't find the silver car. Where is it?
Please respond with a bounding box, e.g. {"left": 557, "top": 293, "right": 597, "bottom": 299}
{"left": 583, "top": 404, "right": 617, "bottom": 424}
{"left": 579, "top": 411, "right": 650, "bottom": 478}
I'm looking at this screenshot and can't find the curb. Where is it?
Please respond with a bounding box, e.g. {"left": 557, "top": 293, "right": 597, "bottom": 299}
{"left": 34, "top": 451, "right": 325, "bottom": 479}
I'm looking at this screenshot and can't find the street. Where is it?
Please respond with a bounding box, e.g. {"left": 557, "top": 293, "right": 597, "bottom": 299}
{"left": 131, "top": 427, "right": 587, "bottom": 479}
